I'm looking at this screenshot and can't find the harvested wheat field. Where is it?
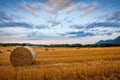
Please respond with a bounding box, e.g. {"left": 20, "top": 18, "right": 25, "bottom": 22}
{"left": 0, "top": 46, "right": 120, "bottom": 80}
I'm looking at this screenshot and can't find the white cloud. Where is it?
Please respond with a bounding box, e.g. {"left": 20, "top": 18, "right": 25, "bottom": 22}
{"left": 42, "top": 0, "right": 99, "bottom": 15}
{"left": 21, "top": 2, "right": 40, "bottom": 16}
{"left": 20, "top": 0, "right": 98, "bottom": 20}
{"left": 79, "top": 2, "right": 99, "bottom": 16}
{"left": 43, "top": 0, "right": 76, "bottom": 14}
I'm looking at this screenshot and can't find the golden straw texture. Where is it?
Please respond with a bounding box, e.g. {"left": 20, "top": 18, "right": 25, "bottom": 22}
{"left": 10, "top": 47, "right": 36, "bottom": 67}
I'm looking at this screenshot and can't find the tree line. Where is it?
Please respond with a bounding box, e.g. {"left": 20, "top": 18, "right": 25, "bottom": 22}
{"left": 0, "top": 43, "right": 120, "bottom": 47}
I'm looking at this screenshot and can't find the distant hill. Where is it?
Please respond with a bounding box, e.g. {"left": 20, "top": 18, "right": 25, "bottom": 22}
{"left": 96, "top": 36, "right": 120, "bottom": 44}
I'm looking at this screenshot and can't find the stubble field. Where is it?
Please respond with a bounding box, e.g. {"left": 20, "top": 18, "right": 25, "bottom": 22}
{"left": 0, "top": 46, "right": 120, "bottom": 80}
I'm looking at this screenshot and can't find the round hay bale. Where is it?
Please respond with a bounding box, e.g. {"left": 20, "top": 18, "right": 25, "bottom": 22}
{"left": 45, "top": 48, "right": 49, "bottom": 51}
{"left": 7, "top": 49, "right": 12, "bottom": 52}
{"left": 52, "top": 48, "right": 55, "bottom": 51}
{"left": 10, "top": 46, "right": 36, "bottom": 67}
{"left": 0, "top": 50, "right": 4, "bottom": 53}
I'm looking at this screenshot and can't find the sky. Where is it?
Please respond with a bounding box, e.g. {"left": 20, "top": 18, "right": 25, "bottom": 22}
{"left": 0, "top": 0, "right": 120, "bottom": 44}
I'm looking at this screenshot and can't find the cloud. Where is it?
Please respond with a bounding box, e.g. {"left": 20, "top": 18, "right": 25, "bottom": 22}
{"left": 0, "top": 31, "right": 17, "bottom": 36}
{"left": 27, "top": 31, "right": 38, "bottom": 37}
{"left": 0, "top": 21, "right": 49, "bottom": 30}
{"left": 20, "top": 0, "right": 98, "bottom": 16}
{"left": 65, "top": 20, "right": 120, "bottom": 38}
{"left": 94, "top": 14, "right": 108, "bottom": 20}
{"left": 47, "top": 16, "right": 61, "bottom": 27}
{"left": 36, "top": 25, "right": 49, "bottom": 29}
{"left": 0, "top": 11, "right": 12, "bottom": 22}
{"left": 61, "top": 31, "right": 95, "bottom": 37}
{"left": 43, "top": 0, "right": 76, "bottom": 14}
{"left": 24, "top": 31, "right": 58, "bottom": 40}
{"left": 0, "top": 31, "right": 4, "bottom": 32}
{"left": 21, "top": 2, "right": 40, "bottom": 16}
{"left": 70, "top": 25, "right": 84, "bottom": 29}
{"left": 50, "top": 20, "right": 61, "bottom": 27}
{"left": 85, "top": 22, "right": 120, "bottom": 29}
{"left": 42, "top": 0, "right": 99, "bottom": 15}
{"left": 70, "top": 22, "right": 120, "bottom": 29}
{"left": 0, "top": 31, "right": 26, "bottom": 40}
{"left": 107, "top": 10, "right": 120, "bottom": 22}
{"left": 0, "top": 22, "right": 33, "bottom": 29}
{"left": 69, "top": 10, "right": 120, "bottom": 30}
{"left": 19, "top": 0, "right": 99, "bottom": 28}
{"left": 79, "top": 2, "right": 99, "bottom": 16}
{"left": 61, "top": 29, "right": 116, "bottom": 38}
